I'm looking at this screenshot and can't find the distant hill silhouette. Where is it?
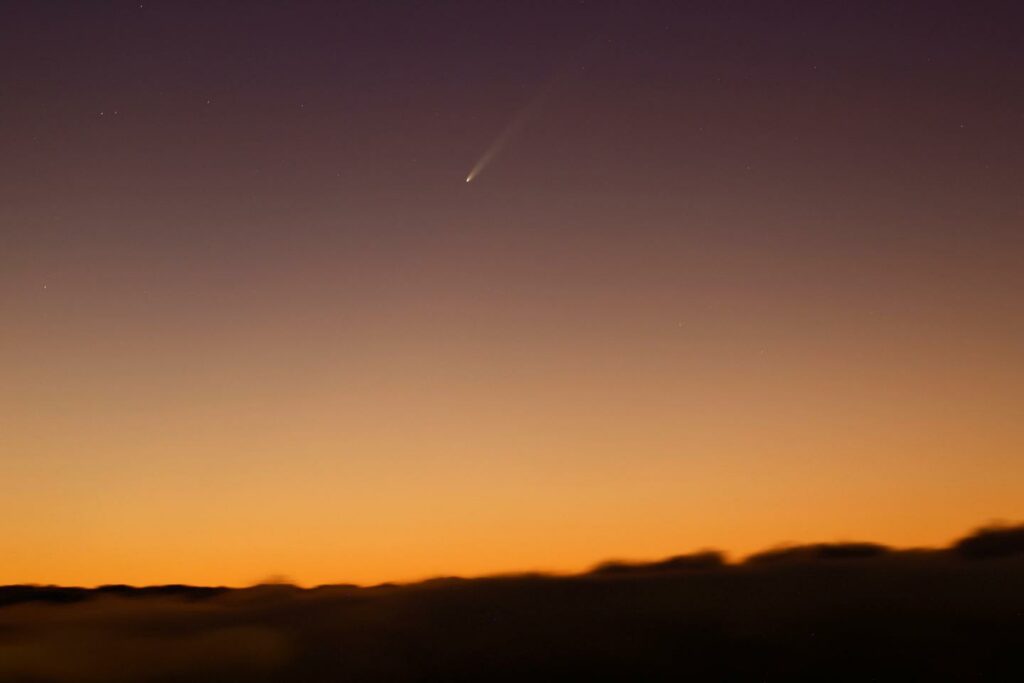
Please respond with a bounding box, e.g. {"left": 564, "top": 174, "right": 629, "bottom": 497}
{"left": 953, "top": 523, "right": 1024, "bottom": 558}
{"left": 1, "top": 523, "right": 1023, "bottom": 682}
{"left": 589, "top": 550, "right": 726, "bottom": 574}
{"left": 743, "top": 541, "right": 890, "bottom": 563}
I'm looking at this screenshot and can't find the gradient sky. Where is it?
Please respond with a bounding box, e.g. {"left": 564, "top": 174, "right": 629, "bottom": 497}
{"left": 2, "top": 1, "right": 1023, "bottom": 587}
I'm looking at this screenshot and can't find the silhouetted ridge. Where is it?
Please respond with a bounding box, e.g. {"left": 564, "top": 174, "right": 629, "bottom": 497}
{"left": 0, "top": 584, "right": 227, "bottom": 607}
{"left": 3, "top": 523, "right": 1024, "bottom": 681}
{"left": 953, "top": 523, "right": 1024, "bottom": 558}
{"left": 745, "top": 542, "right": 890, "bottom": 564}
{"left": 590, "top": 550, "right": 725, "bottom": 575}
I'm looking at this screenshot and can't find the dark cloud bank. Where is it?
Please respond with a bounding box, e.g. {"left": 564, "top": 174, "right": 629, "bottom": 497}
{"left": 2, "top": 524, "right": 1024, "bottom": 682}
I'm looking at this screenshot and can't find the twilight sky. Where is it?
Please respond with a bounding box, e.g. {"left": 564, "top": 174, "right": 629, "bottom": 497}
{"left": 2, "top": 1, "right": 1023, "bottom": 586}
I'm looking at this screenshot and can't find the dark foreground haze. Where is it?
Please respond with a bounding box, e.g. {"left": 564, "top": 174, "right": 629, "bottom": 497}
{"left": 2, "top": 524, "right": 1023, "bottom": 682}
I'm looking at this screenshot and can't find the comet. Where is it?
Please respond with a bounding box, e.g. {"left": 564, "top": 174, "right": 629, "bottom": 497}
{"left": 464, "top": 39, "right": 598, "bottom": 184}
{"left": 465, "top": 94, "right": 545, "bottom": 183}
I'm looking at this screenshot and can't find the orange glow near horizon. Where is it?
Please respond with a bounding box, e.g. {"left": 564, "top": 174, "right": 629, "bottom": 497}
{"left": 1, "top": 3, "right": 1022, "bottom": 587}
{"left": 4, "top": 229, "right": 1021, "bottom": 586}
